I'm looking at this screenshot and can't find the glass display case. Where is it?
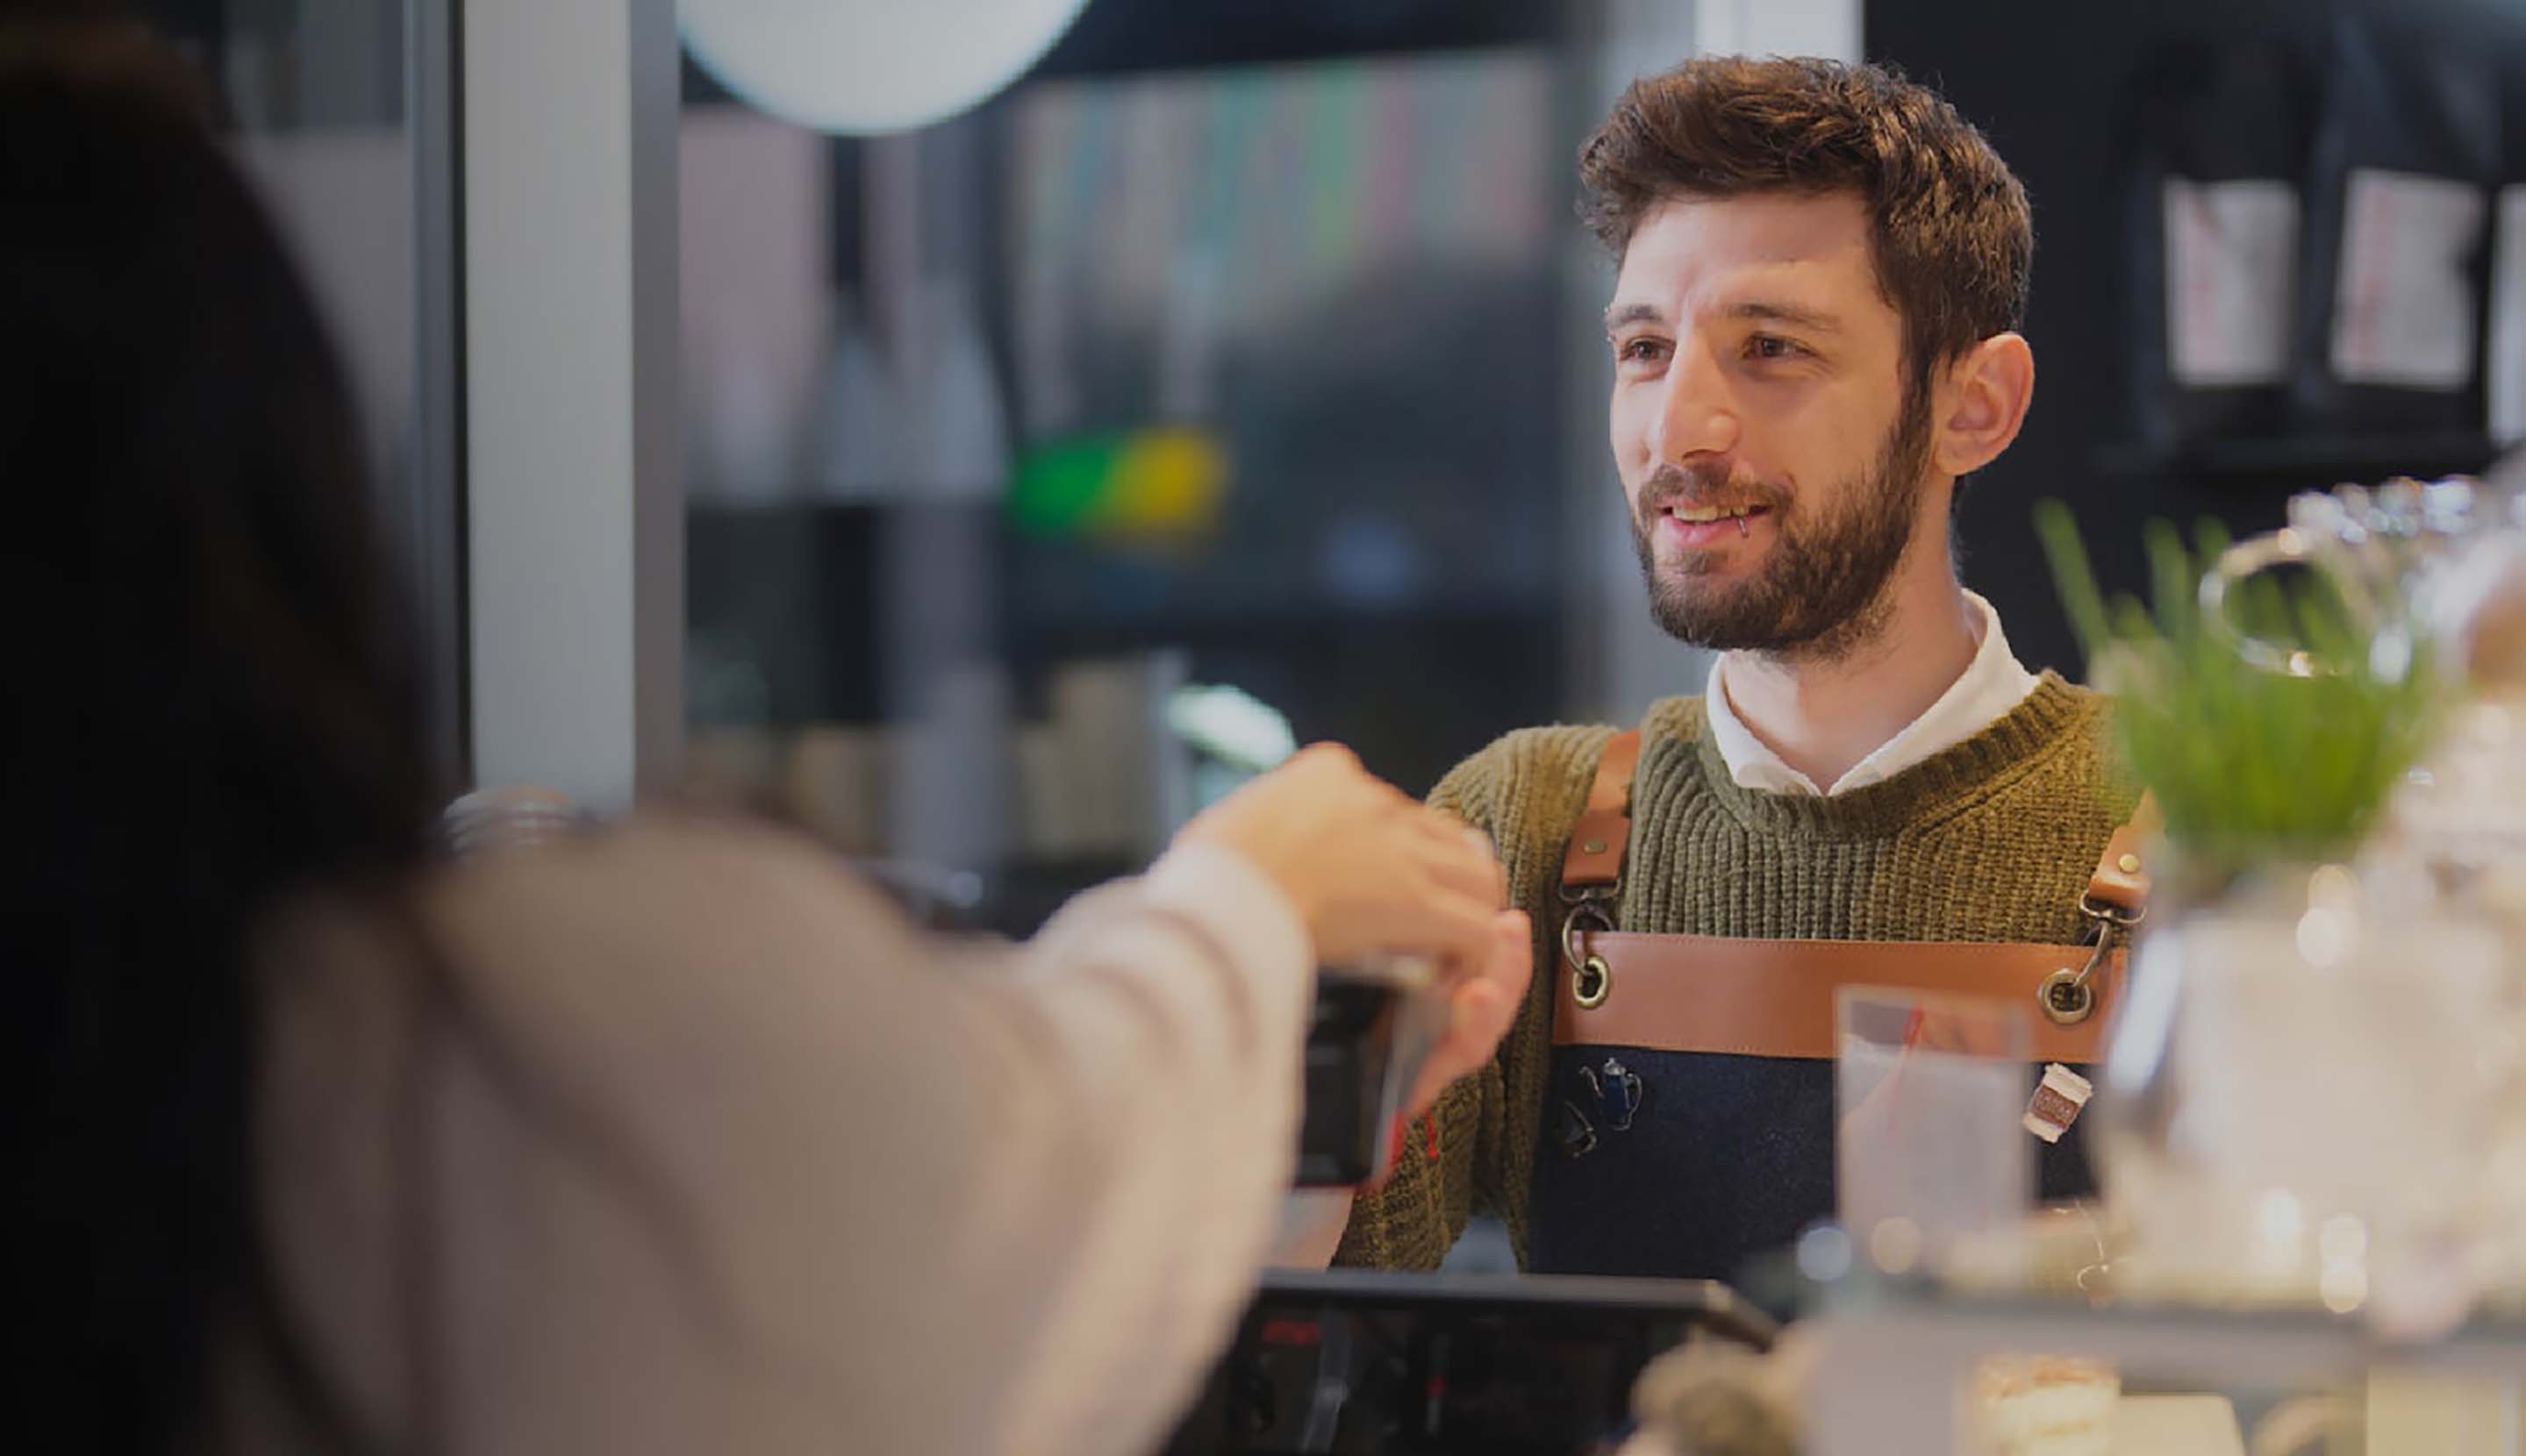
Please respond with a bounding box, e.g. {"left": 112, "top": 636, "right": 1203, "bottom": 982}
{"left": 1808, "top": 1274, "right": 2526, "bottom": 1455}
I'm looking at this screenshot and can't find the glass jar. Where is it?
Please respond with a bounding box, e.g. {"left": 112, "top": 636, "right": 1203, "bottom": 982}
{"left": 2092, "top": 854, "right": 2515, "bottom": 1338}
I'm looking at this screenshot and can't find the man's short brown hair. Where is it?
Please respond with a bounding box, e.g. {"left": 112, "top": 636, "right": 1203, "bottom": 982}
{"left": 1579, "top": 56, "right": 2031, "bottom": 394}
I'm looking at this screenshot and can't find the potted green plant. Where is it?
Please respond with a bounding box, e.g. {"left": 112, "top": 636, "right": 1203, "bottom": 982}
{"left": 2035, "top": 501, "right": 2498, "bottom": 1338}
{"left": 2034, "top": 501, "right": 2437, "bottom": 889}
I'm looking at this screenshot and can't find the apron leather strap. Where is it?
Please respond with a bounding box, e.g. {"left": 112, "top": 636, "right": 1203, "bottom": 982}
{"left": 2083, "top": 792, "right": 2157, "bottom": 916}
{"left": 1552, "top": 932, "right": 2128, "bottom": 1062}
{"left": 1550, "top": 724, "right": 2152, "bottom": 1062}
{"left": 1559, "top": 729, "right": 1642, "bottom": 893}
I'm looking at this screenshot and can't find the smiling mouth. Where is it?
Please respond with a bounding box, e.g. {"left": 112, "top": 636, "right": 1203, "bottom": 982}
{"left": 1664, "top": 502, "right": 1771, "bottom": 537}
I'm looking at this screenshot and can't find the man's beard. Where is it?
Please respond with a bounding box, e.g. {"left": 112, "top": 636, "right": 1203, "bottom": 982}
{"left": 1628, "top": 389, "right": 1935, "bottom": 661}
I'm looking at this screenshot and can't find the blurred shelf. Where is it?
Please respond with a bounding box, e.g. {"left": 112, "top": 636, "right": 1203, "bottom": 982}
{"left": 685, "top": 494, "right": 1560, "bottom": 634}
{"left": 1028, "top": 0, "right": 1560, "bottom": 81}
{"left": 1005, "top": 598, "right": 1556, "bottom": 642}
{"left": 2093, "top": 432, "right": 2501, "bottom": 484}
{"left": 686, "top": 495, "right": 983, "bottom": 516}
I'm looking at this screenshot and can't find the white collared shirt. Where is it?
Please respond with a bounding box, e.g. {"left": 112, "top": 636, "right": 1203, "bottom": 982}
{"left": 1703, "top": 590, "right": 2040, "bottom": 797}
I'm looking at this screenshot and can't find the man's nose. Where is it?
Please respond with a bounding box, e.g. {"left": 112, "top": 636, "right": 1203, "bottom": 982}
{"left": 1645, "top": 339, "right": 1738, "bottom": 466}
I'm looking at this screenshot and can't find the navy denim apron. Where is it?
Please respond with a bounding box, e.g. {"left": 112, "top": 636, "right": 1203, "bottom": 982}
{"left": 1527, "top": 727, "right": 2141, "bottom": 1283}
{"left": 1524, "top": 1043, "right": 2099, "bottom": 1282}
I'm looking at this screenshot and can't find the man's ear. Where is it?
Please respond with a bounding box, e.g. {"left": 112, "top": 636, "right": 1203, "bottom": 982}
{"left": 1933, "top": 332, "right": 2035, "bottom": 478}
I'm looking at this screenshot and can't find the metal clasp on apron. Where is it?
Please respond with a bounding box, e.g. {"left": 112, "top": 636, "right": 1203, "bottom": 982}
{"left": 1559, "top": 886, "right": 1615, "bottom": 1010}
{"left": 2039, "top": 893, "right": 2146, "bottom": 1027}
{"left": 1556, "top": 884, "right": 1621, "bottom": 1158}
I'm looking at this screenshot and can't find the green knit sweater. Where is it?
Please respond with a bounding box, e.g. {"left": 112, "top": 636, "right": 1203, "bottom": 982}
{"left": 1332, "top": 672, "right": 2129, "bottom": 1271}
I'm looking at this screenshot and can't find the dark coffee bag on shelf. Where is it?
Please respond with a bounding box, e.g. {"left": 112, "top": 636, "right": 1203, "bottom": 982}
{"left": 2117, "top": 37, "right": 2317, "bottom": 450}
{"left": 2292, "top": 14, "right": 2499, "bottom": 437}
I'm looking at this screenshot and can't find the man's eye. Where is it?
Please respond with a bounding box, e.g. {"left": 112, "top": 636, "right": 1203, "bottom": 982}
{"left": 1617, "top": 338, "right": 1668, "bottom": 364}
{"left": 1746, "top": 334, "right": 1803, "bottom": 360}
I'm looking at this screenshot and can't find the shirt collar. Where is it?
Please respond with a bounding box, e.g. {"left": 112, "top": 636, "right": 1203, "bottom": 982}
{"left": 1702, "top": 591, "right": 2041, "bottom": 797}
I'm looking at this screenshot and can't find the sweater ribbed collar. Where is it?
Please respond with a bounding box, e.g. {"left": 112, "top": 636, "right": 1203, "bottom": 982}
{"left": 1640, "top": 672, "right": 2104, "bottom": 841}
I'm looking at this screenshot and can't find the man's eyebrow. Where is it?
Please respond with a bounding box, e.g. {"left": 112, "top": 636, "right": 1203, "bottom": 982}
{"left": 1602, "top": 299, "right": 1846, "bottom": 332}
{"left": 1727, "top": 300, "right": 1843, "bottom": 333}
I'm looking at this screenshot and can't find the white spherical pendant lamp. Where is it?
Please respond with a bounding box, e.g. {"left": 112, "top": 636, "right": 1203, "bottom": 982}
{"left": 680, "top": 0, "right": 1094, "bottom": 135}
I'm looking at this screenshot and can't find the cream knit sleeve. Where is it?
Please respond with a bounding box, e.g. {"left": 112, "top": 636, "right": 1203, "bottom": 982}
{"left": 300, "top": 821, "right": 1314, "bottom": 1456}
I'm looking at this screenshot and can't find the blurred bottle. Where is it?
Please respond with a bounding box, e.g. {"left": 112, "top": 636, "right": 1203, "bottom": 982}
{"left": 884, "top": 272, "right": 1016, "bottom": 874}
{"left": 908, "top": 275, "right": 1008, "bottom": 503}
{"left": 688, "top": 348, "right": 795, "bottom": 505}
{"left": 804, "top": 294, "right": 900, "bottom": 502}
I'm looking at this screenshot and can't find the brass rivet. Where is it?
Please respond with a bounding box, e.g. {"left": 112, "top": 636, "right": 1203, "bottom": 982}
{"left": 1583, "top": 839, "right": 1606, "bottom": 855}
{"left": 2037, "top": 968, "right": 2094, "bottom": 1026}
{"left": 2117, "top": 853, "right": 2142, "bottom": 874}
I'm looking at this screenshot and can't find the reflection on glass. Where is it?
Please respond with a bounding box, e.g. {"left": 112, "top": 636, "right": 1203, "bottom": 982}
{"left": 681, "top": 41, "right": 1569, "bottom": 931}
{"left": 147, "top": 2, "right": 414, "bottom": 492}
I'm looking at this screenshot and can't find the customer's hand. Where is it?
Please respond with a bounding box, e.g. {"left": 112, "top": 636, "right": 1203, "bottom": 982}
{"left": 1399, "top": 908, "right": 1531, "bottom": 1124}
{"left": 1177, "top": 743, "right": 1505, "bottom": 972}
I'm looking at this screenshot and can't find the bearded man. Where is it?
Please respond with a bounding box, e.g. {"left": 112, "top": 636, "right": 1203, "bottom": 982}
{"left": 1290, "top": 55, "right": 2142, "bottom": 1283}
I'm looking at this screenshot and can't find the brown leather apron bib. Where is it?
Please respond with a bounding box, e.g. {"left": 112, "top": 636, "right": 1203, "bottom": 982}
{"left": 1552, "top": 729, "right": 2150, "bottom": 1061}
